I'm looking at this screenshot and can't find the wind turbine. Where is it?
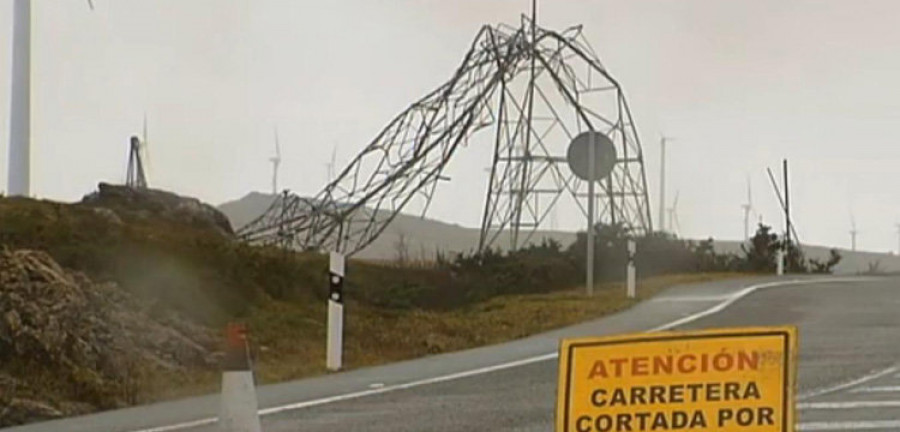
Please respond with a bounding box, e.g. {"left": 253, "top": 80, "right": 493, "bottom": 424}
{"left": 270, "top": 128, "right": 281, "bottom": 195}
{"left": 7, "top": 0, "right": 94, "bottom": 196}
{"left": 849, "top": 212, "right": 858, "bottom": 252}
{"left": 658, "top": 136, "right": 673, "bottom": 232}
{"left": 141, "top": 113, "right": 151, "bottom": 183}
{"left": 895, "top": 222, "right": 900, "bottom": 255}
{"left": 125, "top": 117, "right": 149, "bottom": 189}
{"left": 667, "top": 190, "right": 681, "bottom": 236}
{"left": 742, "top": 176, "right": 753, "bottom": 242}
{"left": 326, "top": 145, "right": 338, "bottom": 184}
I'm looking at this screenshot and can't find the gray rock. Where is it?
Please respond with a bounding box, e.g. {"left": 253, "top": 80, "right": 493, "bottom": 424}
{"left": 82, "top": 182, "right": 234, "bottom": 236}
{"left": 0, "top": 249, "right": 217, "bottom": 427}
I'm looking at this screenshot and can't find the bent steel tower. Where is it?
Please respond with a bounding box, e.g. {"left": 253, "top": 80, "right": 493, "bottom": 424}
{"left": 238, "top": 17, "right": 652, "bottom": 256}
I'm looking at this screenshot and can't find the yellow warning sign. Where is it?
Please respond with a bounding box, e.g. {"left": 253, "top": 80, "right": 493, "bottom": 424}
{"left": 556, "top": 326, "right": 797, "bottom": 432}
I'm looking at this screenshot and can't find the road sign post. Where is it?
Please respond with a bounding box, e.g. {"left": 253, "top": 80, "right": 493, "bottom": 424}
{"left": 566, "top": 131, "right": 617, "bottom": 298}
{"left": 586, "top": 133, "right": 596, "bottom": 296}
{"left": 556, "top": 326, "right": 798, "bottom": 432}
{"left": 626, "top": 238, "right": 636, "bottom": 299}
{"left": 327, "top": 251, "right": 344, "bottom": 371}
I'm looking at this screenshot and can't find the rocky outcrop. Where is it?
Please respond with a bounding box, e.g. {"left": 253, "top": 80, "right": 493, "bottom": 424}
{"left": 0, "top": 249, "right": 218, "bottom": 426}
{"left": 82, "top": 183, "right": 234, "bottom": 236}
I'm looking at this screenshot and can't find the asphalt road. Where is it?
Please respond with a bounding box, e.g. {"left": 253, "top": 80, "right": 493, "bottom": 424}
{"left": 5, "top": 276, "right": 898, "bottom": 432}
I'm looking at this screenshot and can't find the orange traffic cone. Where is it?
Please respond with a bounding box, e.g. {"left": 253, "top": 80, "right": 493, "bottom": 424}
{"left": 219, "top": 323, "right": 261, "bottom": 432}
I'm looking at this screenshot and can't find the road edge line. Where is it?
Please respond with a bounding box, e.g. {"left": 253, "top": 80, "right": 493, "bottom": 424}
{"left": 126, "top": 276, "right": 874, "bottom": 432}
{"left": 799, "top": 365, "right": 900, "bottom": 400}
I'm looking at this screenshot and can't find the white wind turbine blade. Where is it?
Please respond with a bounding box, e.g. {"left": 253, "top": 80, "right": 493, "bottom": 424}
{"left": 672, "top": 190, "right": 681, "bottom": 233}
{"left": 274, "top": 126, "right": 281, "bottom": 159}
{"left": 330, "top": 146, "right": 337, "bottom": 175}
{"left": 747, "top": 175, "right": 752, "bottom": 208}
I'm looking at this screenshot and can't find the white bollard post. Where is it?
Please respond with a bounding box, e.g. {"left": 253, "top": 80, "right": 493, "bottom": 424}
{"left": 776, "top": 249, "right": 784, "bottom": 276}
{"left": 219, "top": 323, "right": 261, "bottom": 432}
{"left": 327, "top": 251, "right": 345, "bottom": 371}
{"left": 626, "top": 239, "right": 636, "bottom": 299}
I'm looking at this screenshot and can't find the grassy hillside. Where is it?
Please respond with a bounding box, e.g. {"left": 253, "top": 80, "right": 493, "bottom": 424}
{"left": 219, "top": 192, "right": 577, "bottom": 262}
{"left": 0, "top": 187, "right": 744, "bottom": 426}
{"left": 220, "top": 192, "right": 900, "bottom": 274}
{"left": 712, "top": 240, "right": 900, "bottom": 274}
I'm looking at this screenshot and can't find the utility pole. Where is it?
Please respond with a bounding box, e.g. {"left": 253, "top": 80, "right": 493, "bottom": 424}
{"left": 586, "top": 131, "right": 596, "bottom": 297}
{"left": 783, "top": 160, "right": 791, "bottom": 244}
{"left": 742, "top": 176, "right": 752, "bottom": 242}
{"left": 782, "top": 159, "right": 791, "bottom": 272}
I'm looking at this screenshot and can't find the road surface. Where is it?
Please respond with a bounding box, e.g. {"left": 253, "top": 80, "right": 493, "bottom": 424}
{"left": 5, "top": 276, "right": 899, "bottom": 432}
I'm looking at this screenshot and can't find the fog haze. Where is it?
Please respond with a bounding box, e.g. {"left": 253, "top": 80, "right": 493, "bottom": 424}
{"left": 2, "top": 0, "right": 900, "bottom": 252}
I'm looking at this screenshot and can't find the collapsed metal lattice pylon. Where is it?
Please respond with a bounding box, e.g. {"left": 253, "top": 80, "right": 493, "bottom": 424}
{"left": 237, "top": 16, "right": 653, "bottom": 256}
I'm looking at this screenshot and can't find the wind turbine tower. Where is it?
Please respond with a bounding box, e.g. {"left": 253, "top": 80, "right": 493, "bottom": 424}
{"left": 849, "top": 213, "right": 858, "bottom": 252}
{"left": 658, "top": 136, "right": 671, "bottom": 232}
{"left": 326, "top": 146, "right": 338, "bottom": 184}
{"left": 895, "top": 223, "right": 900, "bottom": 255}
{"left": 7, "top": 0, "right": 32, "bottom": 196}
{"left": 742, "top": 176, "right": 753, "bottom": 242}
{"left": 270, "top": 128, "right": 282, "bottom": 195}
{"left": 667, "top": 190, "right": 681, "bottom": 236}
{"left": 141, "top": 113, "right": 151, "bottom": 177}
{"left": 8, "top": 0, "right": 93, "bottom": 196}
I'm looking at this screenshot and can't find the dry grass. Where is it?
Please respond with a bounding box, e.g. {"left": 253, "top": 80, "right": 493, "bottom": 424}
{"left": 0, "top": 195, "right": 755, "bottom": 420}
{"left": 143, "top": 272, "right": 745, "bottom": 399}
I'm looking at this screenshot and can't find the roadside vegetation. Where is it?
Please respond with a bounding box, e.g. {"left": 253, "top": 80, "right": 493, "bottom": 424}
{"left": 0, "top": 187, "right": 840, "bottom": 425}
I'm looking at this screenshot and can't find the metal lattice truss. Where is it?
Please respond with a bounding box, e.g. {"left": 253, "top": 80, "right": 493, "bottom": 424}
{"left": 237, "top": 17, "right": 652, "bottom": 256}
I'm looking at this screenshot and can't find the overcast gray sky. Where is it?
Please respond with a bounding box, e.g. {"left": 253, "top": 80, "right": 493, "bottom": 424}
{"left": 2, "top": 0, "right": 900, "bottom": 252}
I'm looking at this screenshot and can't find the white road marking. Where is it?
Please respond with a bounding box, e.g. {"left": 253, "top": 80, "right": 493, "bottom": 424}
{"left": 851, "top": 385, "right": 900, "bottom": 393}
{"left": 799, "top": 400, "right": 900, "bottom": 409}
{"left": 123, "top": 419, "right": 217, "bottom": 432}
{"left": 126, "top": 277, "right": 874, "bottom": 432}
{"left": 649, "top": 278, "right": 872, "bottom": 332}
{"left": 650, "top": 295, "right": 732, "bottom": 302}
{"left": 368, "top": 382, "right": 385, "bottom": 389}
{"left": 260, "top": 352, "right": 559, "bottom": 415}
{"left": 799, "top": 420, "right": 900, "bottom": 430}
{"left": 799, "top": 366, "right": 900, "bottom": 400}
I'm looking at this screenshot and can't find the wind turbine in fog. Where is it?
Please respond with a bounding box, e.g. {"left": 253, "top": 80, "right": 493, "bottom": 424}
{"left": 849, "top": 212, "right": 858, "bottom": 251}
{"left": 7, "top": 0, "right": 94, "bottom": 196}
{"left": 141, "top": 113, "right": 152, "bottom": 180}
{"left": 667, "top": 190, "right": 681, "bottom": 237}
{"left": 270, "top": 128, "right": 281, "bottom": 195}
{"left": 895, "top": 223, "right": 900, "bottom": 255}
{"left": 741, "top": 176, "right": 755, "bottom": 242}
{"left": 325, "top": 145, "right": 338, "bottom": 184}
{"left": 126, "top": 115, "right": 151, "bottom": 189}
{"left": 658, "top": 136, "right": 673, "bottom": 232}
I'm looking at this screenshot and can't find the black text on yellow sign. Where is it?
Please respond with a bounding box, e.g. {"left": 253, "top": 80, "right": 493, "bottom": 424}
{"left": 556, "top": 326, "right": 797, "bottom": 432}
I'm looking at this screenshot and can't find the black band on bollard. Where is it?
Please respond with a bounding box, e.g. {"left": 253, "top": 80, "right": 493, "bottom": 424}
{"left": 329, "top": 271, "right": 344, "bottom": 304}
{"left": 329, "top": 251, "right": 345, "bottom": 305}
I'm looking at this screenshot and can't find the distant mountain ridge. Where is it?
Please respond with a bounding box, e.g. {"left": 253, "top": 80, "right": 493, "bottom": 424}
{"left": 218, "top": 192, "right": 900, "bottom": 274}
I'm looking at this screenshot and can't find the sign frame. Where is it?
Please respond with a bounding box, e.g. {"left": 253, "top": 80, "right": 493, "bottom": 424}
{"left": 556, "top": 326, "right": 798, "bottom": 432}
